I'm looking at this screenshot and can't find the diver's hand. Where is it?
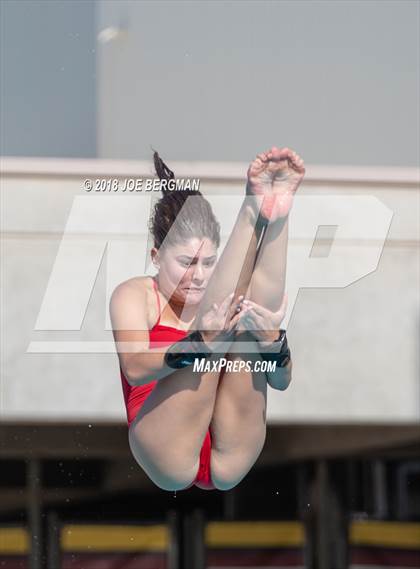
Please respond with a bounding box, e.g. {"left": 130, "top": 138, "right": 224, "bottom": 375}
{"left": 193, "top": 292, "right": 243, "bottom": 349}
{"left": 236, "top": 294, "right": 288, "bottom": 345}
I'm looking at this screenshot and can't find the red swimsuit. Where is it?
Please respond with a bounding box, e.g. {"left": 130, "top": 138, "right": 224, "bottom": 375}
{"left": 119, "top": 278, "right": 215, "bottom": 491}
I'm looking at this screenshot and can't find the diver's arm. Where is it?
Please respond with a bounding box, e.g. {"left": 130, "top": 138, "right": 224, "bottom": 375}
{"left": 110, "top": 281, "right": 188, "bottom": 386}
{"left": 110, "top": 282, "right": 238, "bottom": 386}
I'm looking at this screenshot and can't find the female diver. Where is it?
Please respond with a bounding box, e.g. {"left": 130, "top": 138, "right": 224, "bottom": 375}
{"left": 110, "top": 146, "right": 305, "bottom": 491}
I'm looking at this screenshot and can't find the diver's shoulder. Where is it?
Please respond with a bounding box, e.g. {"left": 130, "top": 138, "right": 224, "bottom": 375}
{"left": 110, "top": 276, "right": 157, "bottom": 327}
{"left": 114, "top": 275, "right": 153, "bottom": 292}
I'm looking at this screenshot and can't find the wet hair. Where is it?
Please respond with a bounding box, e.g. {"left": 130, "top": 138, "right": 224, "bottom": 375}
{"left": 149, "top": 151, "right": 221, "bottom": 251}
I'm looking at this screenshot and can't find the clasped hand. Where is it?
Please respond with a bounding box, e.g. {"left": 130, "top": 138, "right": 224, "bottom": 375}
{"left": 193, "top": 291, "right": 288, "bottom": 348}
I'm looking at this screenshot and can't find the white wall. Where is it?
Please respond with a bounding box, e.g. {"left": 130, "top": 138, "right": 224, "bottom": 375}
{"left": 1, "top": 157, "right": 418, "bottom": 424}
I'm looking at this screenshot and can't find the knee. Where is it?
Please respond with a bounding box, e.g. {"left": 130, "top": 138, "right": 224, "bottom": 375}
{"left": 130, "top": 450, "right": 195, "bottom": 492}
{"left": 153, "top": 476, "right": 192, "bottom": 492}
{"left": 211, "top": 467, "right": 246, "bottom": 491}
{"left": 212, "top": 477, "right": 241, "bottom": 491}
{"left": 128, "top": 428, "right": 195, "bottom": 492}
{"left": 210, "top": 453, "right": 251, "bottom": 491}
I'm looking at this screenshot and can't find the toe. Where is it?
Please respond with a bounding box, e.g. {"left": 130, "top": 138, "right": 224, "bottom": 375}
{"left": 271, "top": 147, "right": 290, "bottom": 160}
{"left": 290, "top": 150, "right": 304, "bottom": 166}
{"left": 249, "top": 158, "right": 264, "bottom": 175}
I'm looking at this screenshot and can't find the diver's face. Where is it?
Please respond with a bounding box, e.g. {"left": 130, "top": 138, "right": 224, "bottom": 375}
{"left": 154, "top": 237, "right": 218, "bottom": 305}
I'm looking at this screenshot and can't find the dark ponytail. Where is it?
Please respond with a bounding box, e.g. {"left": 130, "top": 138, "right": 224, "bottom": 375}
{"left": 149, "top": 151, "right": 221, "bottom": 250}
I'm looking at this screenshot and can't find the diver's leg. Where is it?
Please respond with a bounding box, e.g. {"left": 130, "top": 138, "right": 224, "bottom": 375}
{"left": 209, "top": 332, "right": 268, "bottom": 490}
{"left": 208, "top": 149, "right": 306, "bottom": 489}
{"left": 247, "top": 147, "right": 305, "bottom": 312}
{"left": 194, "top": 196, "right": 262, "bottom": 320}
{"left": 128, "top": 353, "right": 229, "bottom": 491}
{"left": 248, "top": 216, "right": 289, "bottom": 311}
{"left": 193, "top": 150, "right": 283, "bottom": 336}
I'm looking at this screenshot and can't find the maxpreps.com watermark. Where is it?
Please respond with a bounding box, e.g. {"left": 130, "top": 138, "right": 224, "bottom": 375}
{"left": 193, "top": 358, "right": 277, "bottom": 374}
{"left": 84, "top": 178, "right": 201, "bottom": 192}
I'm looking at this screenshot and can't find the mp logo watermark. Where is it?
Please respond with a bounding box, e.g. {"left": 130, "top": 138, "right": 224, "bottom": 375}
{"left": 27, "top": 193, "right": 393, "bottom": 354}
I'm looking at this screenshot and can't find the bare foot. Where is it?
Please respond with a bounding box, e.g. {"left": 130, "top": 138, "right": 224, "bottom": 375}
{"left": 246, "top": 147, "right": 305, "bottom": 221}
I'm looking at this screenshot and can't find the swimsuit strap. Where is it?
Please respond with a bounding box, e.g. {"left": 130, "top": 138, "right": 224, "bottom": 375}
{"left": 151, "top": 277, "right": 162, "bottom": 327}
